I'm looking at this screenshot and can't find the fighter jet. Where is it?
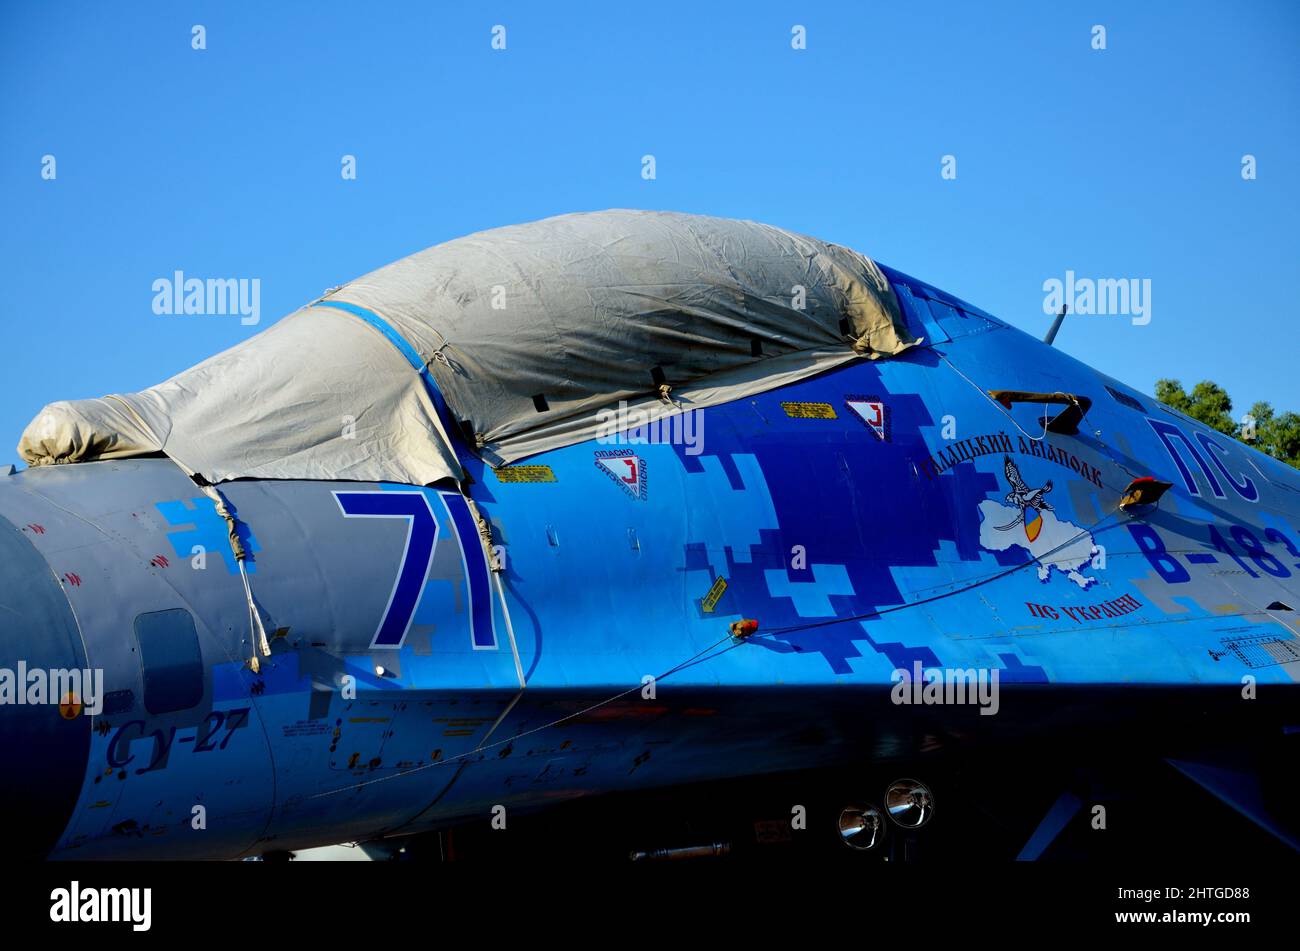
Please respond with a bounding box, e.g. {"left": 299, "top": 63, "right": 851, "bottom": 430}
{"left": 2, "top": 210, "right": 1297, "bottom": 862}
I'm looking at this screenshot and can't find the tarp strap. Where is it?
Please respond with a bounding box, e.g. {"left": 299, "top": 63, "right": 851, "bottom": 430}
{"left": 461, "top": 491, "right": 497, "bottom": 568}
{"left": 201, "top": 485, "right": 272, "bottom": 670}
{"left": 449, "top": 484, "right": 525, "bottom": 694}
{"left": 452, "top": 486, "right": 524, "bottom": 690}
{"left": 312, "top": 299, "right": 463, "bottom": 448}
{"left": 492, "top": 572, "right": 526, "bottom": 690}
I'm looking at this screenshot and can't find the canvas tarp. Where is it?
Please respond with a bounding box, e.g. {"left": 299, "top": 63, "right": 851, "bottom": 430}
{"left": 19, "top": 209, "right": 916, "bottom": 483}
{"left": 20, "top": 308, "right": 464, "bottom": 486}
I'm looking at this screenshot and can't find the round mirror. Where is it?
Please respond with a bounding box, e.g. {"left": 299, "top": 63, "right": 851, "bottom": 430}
{"left": 838, "top": 804, "right": 886, "bottom": 850}
{"left": 884, "top": 778, "right": 934, "bottom": 829}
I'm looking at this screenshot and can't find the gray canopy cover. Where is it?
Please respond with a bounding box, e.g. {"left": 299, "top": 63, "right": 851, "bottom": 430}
{"left": 20, "top": 210, "right": 916, "bottom": 485}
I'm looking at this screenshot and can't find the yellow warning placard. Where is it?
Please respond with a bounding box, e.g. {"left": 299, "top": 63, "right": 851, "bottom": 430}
{"left": 781, "top": 401, "right": 837, "bottom": 419}
{"left": 701, "top": 576, "right": 728, "bottom": 613}
{"left": 494, "top": 465, "right": 558, "bottom": 483}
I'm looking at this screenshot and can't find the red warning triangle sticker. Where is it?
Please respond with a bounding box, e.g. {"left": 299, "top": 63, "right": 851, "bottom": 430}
{"left": 594, "top": 451, "right": 647, "bottom": 500}
{"left": 846, "top": 398, "right": 888, "bottom": 441}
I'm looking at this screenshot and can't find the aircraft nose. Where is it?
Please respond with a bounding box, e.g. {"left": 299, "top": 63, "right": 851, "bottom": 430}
{"left": 0, "top": 511, "right": 92, "bottom": 859}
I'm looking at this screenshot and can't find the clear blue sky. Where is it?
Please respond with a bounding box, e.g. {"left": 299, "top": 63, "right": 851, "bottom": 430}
{"left": 3, "top": 1, "right": 1297, "bottom": 461}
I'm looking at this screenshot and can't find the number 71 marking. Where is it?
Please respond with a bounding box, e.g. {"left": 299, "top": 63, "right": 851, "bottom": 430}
{"left": 333, "top": 491, "right": 439, "bottom": 649}
{"left": 333, "top": 490, "right": 497, "bottom": 651}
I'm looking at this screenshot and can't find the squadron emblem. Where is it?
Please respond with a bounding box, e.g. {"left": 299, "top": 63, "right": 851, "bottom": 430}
{"left": 978, "top": 454, "right": 1098, "bottom": 589}
{"left": 993, "top": 456, "right": 1053, "bottom": 543}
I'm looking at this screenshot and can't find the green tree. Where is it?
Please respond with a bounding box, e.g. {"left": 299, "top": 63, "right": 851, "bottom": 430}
{"left": 1246, "top": 401, "right": 1300, "bottom": 469}
{"left": 1155, "top": 379, "right": 1300, "bottom": 469}
{"left": 1153, "top": 379, "right": 1237, "bottom": 435}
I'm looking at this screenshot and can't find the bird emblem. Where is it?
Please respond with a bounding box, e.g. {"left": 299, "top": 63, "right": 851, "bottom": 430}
{"left": 994, "top": 456, "right": 1054, "bottom": 542}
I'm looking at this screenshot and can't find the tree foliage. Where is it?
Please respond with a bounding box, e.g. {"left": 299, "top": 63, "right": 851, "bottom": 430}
{"left": 1155, "top": 379, "right": 1300, "bottom": 469}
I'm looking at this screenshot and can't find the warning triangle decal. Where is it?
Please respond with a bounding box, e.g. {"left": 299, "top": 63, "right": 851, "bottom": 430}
{"left": 594, "top": 451, "right": 647, "bottom": 500}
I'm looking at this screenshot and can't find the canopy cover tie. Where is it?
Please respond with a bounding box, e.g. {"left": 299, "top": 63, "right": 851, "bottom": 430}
{"left": 201, "top": 485, "right": 272, "bottom": 671}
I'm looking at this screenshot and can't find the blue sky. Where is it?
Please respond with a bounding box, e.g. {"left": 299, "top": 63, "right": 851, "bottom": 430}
{"left": 2, "top": 1, "right": 1297, "bottom": 460}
